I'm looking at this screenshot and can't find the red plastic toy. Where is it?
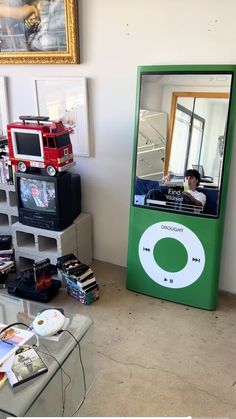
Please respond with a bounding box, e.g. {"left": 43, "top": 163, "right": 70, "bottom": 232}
{"left": 7, "top": 116, "right": 75, "bottom": 176}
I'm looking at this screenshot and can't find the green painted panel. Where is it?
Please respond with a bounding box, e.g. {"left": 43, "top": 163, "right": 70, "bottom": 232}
{"left": 127, "top": 65, "right": 236, "bottom": 310}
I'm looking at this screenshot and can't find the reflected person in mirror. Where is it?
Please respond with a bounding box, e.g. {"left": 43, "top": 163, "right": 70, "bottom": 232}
{"left": 164, "top": 169, "right": 206, "bottom": 209}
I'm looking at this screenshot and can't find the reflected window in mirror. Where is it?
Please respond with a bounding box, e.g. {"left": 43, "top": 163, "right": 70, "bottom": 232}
{"left": 169, "top": 102, "right": 205, "bottom": 175}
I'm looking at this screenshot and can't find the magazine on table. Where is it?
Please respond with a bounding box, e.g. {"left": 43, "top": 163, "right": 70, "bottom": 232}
{"left": 0, "top": 323, "right": 34, "bottom": 366}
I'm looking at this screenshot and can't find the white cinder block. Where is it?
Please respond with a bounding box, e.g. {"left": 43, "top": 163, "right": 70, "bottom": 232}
{"left": 0, "top": 210, "right": 18, "bottom": 233}
{"left": 12, "top": 222, "right": 77, "bottom": 254}
{"left": 0, "top": 212, "right": 12, "bottom": 234}
{"left": 12, "top": 212, "right": 93, "bottom": 269}
{"left": 0, "top": 182, "right": 93, "bottom": 271}
{"left": 0, "top": 184, "right": 18, "bottom": 214}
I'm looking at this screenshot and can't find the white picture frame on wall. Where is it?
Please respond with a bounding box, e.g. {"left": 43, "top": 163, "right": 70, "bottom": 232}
{"left": 34, "top": 77, "right": 90, "bottom": 157}
{"left": 0, "top": 76, "right": 9, "bottom": 136}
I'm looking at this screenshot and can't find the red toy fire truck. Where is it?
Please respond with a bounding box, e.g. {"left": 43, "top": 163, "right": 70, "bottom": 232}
{"left": 7, "top": 116, "right": 75, "bottom": 176}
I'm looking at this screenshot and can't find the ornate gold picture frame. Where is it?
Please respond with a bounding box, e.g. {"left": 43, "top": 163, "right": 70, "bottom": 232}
{"left": 0, "top": 0, "right": 79, "bottom": 64}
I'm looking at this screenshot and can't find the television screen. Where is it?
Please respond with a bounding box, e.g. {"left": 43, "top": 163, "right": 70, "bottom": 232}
{"left": 15, "top": 171, "right": 81, "bottom": 231}
{"left": 19, "top": 177, "right": 56, "bottom": 213}
{"left": 14, "top": 132, "right": 41, "bottom": 156}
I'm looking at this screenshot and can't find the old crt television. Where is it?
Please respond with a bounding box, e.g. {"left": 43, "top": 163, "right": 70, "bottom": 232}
{"left": 15, "top": 171, "right": 81, "bottom": 231}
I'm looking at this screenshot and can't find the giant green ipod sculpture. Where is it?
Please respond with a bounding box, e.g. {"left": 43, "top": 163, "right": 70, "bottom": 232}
{"left": 126, "top": 65, "right": 236, "bottom": 310}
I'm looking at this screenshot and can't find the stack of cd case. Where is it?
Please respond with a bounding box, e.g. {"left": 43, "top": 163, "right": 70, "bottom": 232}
{"left": 57, "top": 254, "right": 99, "bottom": 304}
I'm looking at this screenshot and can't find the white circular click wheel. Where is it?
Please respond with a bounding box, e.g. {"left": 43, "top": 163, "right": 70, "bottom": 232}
{"left": 139, "top": 221, "right": 205, "bottom": 289}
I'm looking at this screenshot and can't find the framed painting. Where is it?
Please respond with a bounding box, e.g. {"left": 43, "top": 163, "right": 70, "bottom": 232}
{"left": 34, "top": 77, "right": 90, "bottom": 156}
{"left": 0, "top": 76, "right": 9, "bottom": 136}
{"left": 0, "top": 0, "right": 79, "bottom": 64}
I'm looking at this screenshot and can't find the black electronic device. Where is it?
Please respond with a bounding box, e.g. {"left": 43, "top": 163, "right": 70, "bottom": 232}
{"left": 7, "top": 278, "right": 61, "bottom": 302}
{"left": 15, "top": 171, "right": 81, "bottom": 231}
{"left": 16, "top": 264, "right": 57, "bottom": 287}
{"left": 17, "top": 268, "right": 35, "bottom": 285}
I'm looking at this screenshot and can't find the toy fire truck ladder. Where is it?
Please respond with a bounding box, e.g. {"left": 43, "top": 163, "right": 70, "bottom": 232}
{"left": 19, "top": 116, "right": 50, "bottom": 125}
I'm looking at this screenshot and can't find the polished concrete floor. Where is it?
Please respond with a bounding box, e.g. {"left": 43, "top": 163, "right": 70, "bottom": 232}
{"left": 54, "top": 260, "right": 236, "bottom": 418}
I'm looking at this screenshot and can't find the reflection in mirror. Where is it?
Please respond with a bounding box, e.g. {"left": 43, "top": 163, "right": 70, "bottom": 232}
{"left": 136, "top": 110, "right": 167, "bottom": 180}
{"left": 166, "top": 93, "right": 229, "bottom": 185}
{"left": 134, "top": 73, "right": 232, "bottom": 218}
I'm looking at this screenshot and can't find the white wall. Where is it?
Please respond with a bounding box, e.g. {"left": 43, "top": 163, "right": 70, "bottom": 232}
{"left": 1, "top": 0, "right": 236, "bottom": 292}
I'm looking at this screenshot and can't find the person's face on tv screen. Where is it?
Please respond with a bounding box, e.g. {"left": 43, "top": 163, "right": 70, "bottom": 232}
{"left": 30, "top": 186, "right": 40, "bottom": 198}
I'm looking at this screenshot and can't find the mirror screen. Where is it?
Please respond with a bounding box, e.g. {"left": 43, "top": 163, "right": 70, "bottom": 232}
{"left": 134, "top": 73, "right": 232, "bottom": 217}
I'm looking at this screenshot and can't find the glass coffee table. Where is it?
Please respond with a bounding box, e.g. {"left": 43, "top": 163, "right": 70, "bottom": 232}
{"left": 0, "top": 293, "right": 94, "bottom": 417}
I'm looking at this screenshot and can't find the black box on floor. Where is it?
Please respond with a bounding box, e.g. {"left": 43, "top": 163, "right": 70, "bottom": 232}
{"left": 7, "top": 279, "right": 61, "bottom": 303}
